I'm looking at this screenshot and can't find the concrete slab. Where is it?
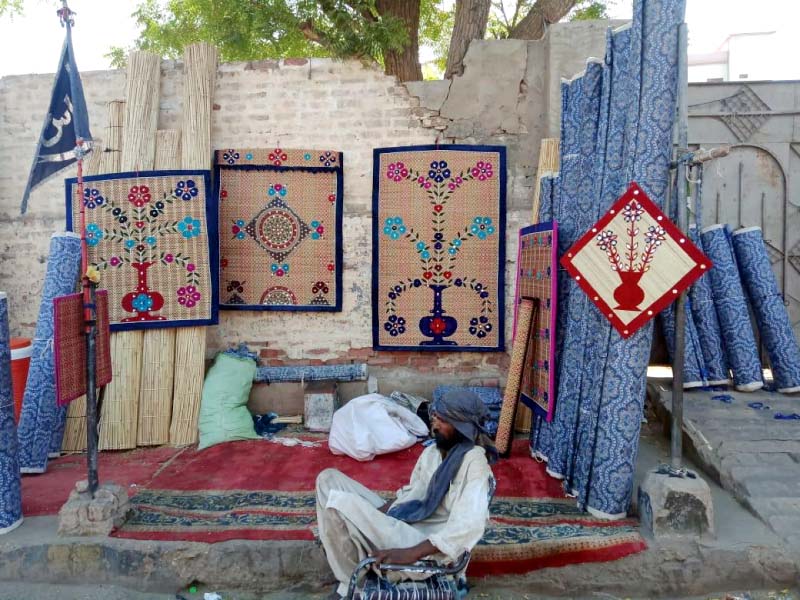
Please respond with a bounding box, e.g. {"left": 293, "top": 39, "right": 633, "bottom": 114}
{"left": 650, "top": 381, "right": 800, "bottom": 550}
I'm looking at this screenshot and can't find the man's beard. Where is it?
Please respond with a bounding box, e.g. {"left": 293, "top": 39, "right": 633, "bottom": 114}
{"left": 434, "top": 430, "right": 460, "bottom": 452}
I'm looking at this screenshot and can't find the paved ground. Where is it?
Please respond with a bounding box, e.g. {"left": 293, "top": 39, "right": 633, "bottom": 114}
{"left": 0, "top": 582, "right": 796, "bottom": 600}
{"left": 650, "top": 380, "right": 800, "bottom": 549}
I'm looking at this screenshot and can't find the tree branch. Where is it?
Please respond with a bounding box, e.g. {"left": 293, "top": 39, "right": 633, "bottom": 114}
{"left": 508, "top": 0, "right": 576, "bottom": 40}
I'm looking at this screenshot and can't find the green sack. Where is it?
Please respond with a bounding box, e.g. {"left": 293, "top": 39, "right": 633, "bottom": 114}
{"left": 198, "top": 352, "right": 259, "bottom": 450}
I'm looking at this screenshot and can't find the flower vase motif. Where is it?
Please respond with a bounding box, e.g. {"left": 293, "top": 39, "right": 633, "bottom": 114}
{"left": 595, "top": 199, "right": 667, "bottom": 312}
{"left": 82, "top": 179, "right": 205, "bottom": 325}
{"left": 382, "top": 156, "right": 498, "bottom": 346}
{"left": 121, "top": 262, "right": 165, "bottom": 322}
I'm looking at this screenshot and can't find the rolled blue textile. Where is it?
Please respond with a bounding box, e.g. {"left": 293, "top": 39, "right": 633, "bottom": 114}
{"left": 700, "top": 225, "right": 763, "bottom": 391}
{"left": 17, "top": 232, "right": 82, "bottom": 473}
{"left": 433, "top": 385, "right": 502, "bottom": 407}
{"left": 688, "top": 226, "right": 729, "bottom": 385}
{"left": 254, "top": 363, "right": 367, "bottom": 383}
{"left": 660, "top": 300, "right": 706, "bottom": 388}
{"left": 732, "top": 226, "right": 800, "bottom": 393}
{"left": 0, "top": 292, "right": 23, "bottom": 534}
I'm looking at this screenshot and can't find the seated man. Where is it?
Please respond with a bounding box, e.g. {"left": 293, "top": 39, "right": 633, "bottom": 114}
{"left": 316, "top": 390, "right": 498, "bottom": 598}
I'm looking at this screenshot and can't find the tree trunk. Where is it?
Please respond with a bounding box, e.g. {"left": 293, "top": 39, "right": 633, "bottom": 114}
{"left": 444, "top": 0, "right": 492, "bottom": 79}
{"left": 377, "top": 0, "right": 423, "bottom": 82}
{"left": 508, "top": 0, "right": 577, "bottom": 40}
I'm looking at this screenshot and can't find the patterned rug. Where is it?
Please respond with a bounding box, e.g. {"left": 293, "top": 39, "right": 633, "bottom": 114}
{"left": 372, "top": 145, "right": 506, "bottom": 351}
{"left": 110, "top": 439, "right": 646, "bottom": 575}
{"left": 65, "top": 170, "right": 217, "bottom": 330}
{"left": 516, "top": 223, "right": 558, "bottom": 421}
{"left": 53, "top": 290, "right": 113, "bottom": 406}
{"left": 216, "top": 148, "right": 343, "bottom": 310}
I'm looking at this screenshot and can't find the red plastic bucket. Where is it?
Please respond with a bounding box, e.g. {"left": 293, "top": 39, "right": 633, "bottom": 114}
{"left": 10, "top": 337, "right": 31, "bottom": 423}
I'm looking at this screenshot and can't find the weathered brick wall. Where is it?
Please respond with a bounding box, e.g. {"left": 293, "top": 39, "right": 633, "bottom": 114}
{"left": 0, "top": 21, "right": 614, "bottom": 393}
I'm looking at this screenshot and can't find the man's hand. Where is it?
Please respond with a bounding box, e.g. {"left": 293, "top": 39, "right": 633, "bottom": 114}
{"left": 373, "top": 540, "right": 438, "bottom": 566}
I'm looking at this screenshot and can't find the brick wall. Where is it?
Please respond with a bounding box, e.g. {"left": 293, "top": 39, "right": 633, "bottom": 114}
{"left": 0, "top": 22, "right": 614, "bottom": 391}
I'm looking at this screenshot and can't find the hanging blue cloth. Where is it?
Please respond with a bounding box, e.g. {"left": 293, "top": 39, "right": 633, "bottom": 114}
{"left": 0, "top": 292, "right": 23, "bottom": 534}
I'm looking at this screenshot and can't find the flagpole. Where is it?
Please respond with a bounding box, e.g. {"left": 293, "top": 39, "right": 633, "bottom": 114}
{"left": 59, "top": 0, "right": 99, "bottom": 498}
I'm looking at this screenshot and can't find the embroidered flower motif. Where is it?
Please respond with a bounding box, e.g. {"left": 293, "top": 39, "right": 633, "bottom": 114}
{"left": 220, "top": 258, "right": 228, "bottom": 268}
{"left": 469, "top": 316, "right": 493, "bottom": 338}
{"left": 177, "top": 286, "right": 201, "bottom": 308}
{"left": 146, "top": 236, "right": 157, "bottom": 246}
{"left": 383, "top": 315, "right": 406, "bottom": 337}
{"left": 471, "top": 161, "right": 493, "bottom": 181}
{"left": 112, "top": 207, "right": 128, "bottom": 224}
{"left": 109, "top": 256, "right": 121, "bottom": 267}
{"left": 644, "top": 225, "right": 667, "bottom": 246}
{"left": 271, "top": 263, "right": 290, "bottom": 277}
{"left": 447, "top": 176, "right": 464, "bottom": 191}
{"left": 386, "top": 162, "right": 409, "bottom": 182}
{"left": 223, "top": 150, "right": 240, "bottom": 165}
{"left": 319, "top": 151, "right": 337, "bottom": 167}
{"left": 226, "top": 280, "right": 245, "bottom": 294}
{"left": 470, "top": 217, "right": 495, "bottom": 240}
{"left": 623, "top": 200, "right": 645, "bottom": 222}
{"left": 178, "top": 216, "right": 201, "bottom": 239}
{"left": 382, "top": 217, "right": 406, "bottom": 240}
{"left": 83, "top": 188, "right": 105, "bottom": 209}
{"left": 85, "top": 223, "right": 103, "bottom": 247}
{"left": 304, "top": 153, "right": 312, "bottom": 161}
{"left": 246, "top": 153, "right": 254, "bottom": 160}
{"left": 220, "top": 189, "right": 229, "bottom": 200}
{"left": 231, "top": 219, "right": 246, "bottom": 240}
{"left": 132, "top": 293, "right": 154, "bottom": 312}
{"left": 310, "top": 220, "right": 325, "bottom": 240}
{"left": 150, "top": 200, "right": 166, "bottom": 218}
{"left": 428, "top": 160, "right": 451, "bottom": 183}
{"left": 269, "top": 148, "right": 288, "bottom": 166}
{"left": 328, "top": 193, "right": 336, "bottom": 203}
{"left": 124, "top": 239, "right": 136, "bottom": 249}
{"left": 175, "top": 180, "right": 199, "bottom": 201}
{"left": 268, "top": 183, "right": 288, "bottom": 197}
{"left": 327, "top": 262, "right": 335, "bottom": 272}
{"left": 186, "top": 263, "right": 196, "bottom": 273}
{"left": 596, "top": 230, "right": 618, "bottom": 252}
{"left": 312, "top": 281, "right": 329, "bottom": 295}
{"left": 128, "top": 185, "right": 151, "bottom": 207}
{"left": 164, "top": 254, "right": 174, "bottom": 263}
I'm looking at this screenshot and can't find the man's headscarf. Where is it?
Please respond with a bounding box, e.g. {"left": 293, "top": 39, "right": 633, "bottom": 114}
{"left": 388, "top": 390, "right": 497, "bottom": 524}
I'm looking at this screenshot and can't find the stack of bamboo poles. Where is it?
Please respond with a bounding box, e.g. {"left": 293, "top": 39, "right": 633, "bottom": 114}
{"left": 62, "top": 100, "right": 126, "bottom": 453}
{"left": 514, "top": 137, "right": 560, "bottom": 433}
{"left": 99, "top": 51, "right": 161, "bottom": 451}
{"left": 137, "top": 130, "right": 181, "bottom": 446}
{"left": 170, "top": 43, "right": 218, "bottom": 446}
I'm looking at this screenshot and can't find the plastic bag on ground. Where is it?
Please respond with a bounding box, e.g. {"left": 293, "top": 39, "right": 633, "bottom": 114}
{"left": 328, "top": 393, "right": 429, "bottom": 461}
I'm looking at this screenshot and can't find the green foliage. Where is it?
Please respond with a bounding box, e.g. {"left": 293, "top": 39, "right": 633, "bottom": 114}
{"left": 487, "top": 0, "right": 533, "bottom": 39}
{"left": 112, "top": 0, "right": 412, "bottom": 68}
{"left": 0, "top": 0, "right": 23, "bottom": 18}
{"left": 569, "top": 0, "right": 610, "bottom": 21}
{"left": 419, "top": 0, "right": 454, "bottom": 76}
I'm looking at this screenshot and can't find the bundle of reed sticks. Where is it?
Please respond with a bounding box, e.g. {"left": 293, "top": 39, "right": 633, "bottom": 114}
{"left": 99, "top": 51, "right": 161, "bottom": 451}
{"left": 62, "top": 100, "right": 127, "bottom": 453}
{"left": 170, "top": 43, "right": 218, "bottom": 447}
{"left": 515, "top": 137, "right": 560, "bottom": 433}
{"left": 137, "top": 130, "right": 181, "bottom": 446}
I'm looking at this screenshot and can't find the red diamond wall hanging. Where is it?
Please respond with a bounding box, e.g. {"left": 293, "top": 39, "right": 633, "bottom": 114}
{"left": 560, "top": 182, "right": 712, "bottom": 339}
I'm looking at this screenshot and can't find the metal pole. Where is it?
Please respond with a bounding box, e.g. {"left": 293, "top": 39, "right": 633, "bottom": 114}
{"left": 671, "top": 22, "right": 689, "bottom": 470}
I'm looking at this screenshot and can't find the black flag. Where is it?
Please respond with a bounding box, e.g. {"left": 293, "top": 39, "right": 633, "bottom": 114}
{"left": 20, "top": 19, "right": 92, "bottom": 214}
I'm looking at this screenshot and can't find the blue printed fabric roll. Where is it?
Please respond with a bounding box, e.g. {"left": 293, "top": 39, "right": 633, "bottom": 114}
{"left": 538, "top": 176, "right": 555, "bottom": 222}
{"left": 17, "top": 232, "right": 82, "bottom": 473}
{"left": 700, "top": 225, "right": 762, "bottom": 391}
{"left": 0, "top": 292, "right": 23, "bottom": 534}
{"left": 688, "top": 226, "right": 729, "bottom": 385}
{"left": 732, "top": 227, "right": 800, "bottom": 393}
{"left": 660, "top": 300, "right": 706, "bottom": 388}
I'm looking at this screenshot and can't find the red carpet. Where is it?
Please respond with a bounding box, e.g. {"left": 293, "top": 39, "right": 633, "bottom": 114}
{"left": 22, "top": 439, "right": 646, "bottom": 575}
